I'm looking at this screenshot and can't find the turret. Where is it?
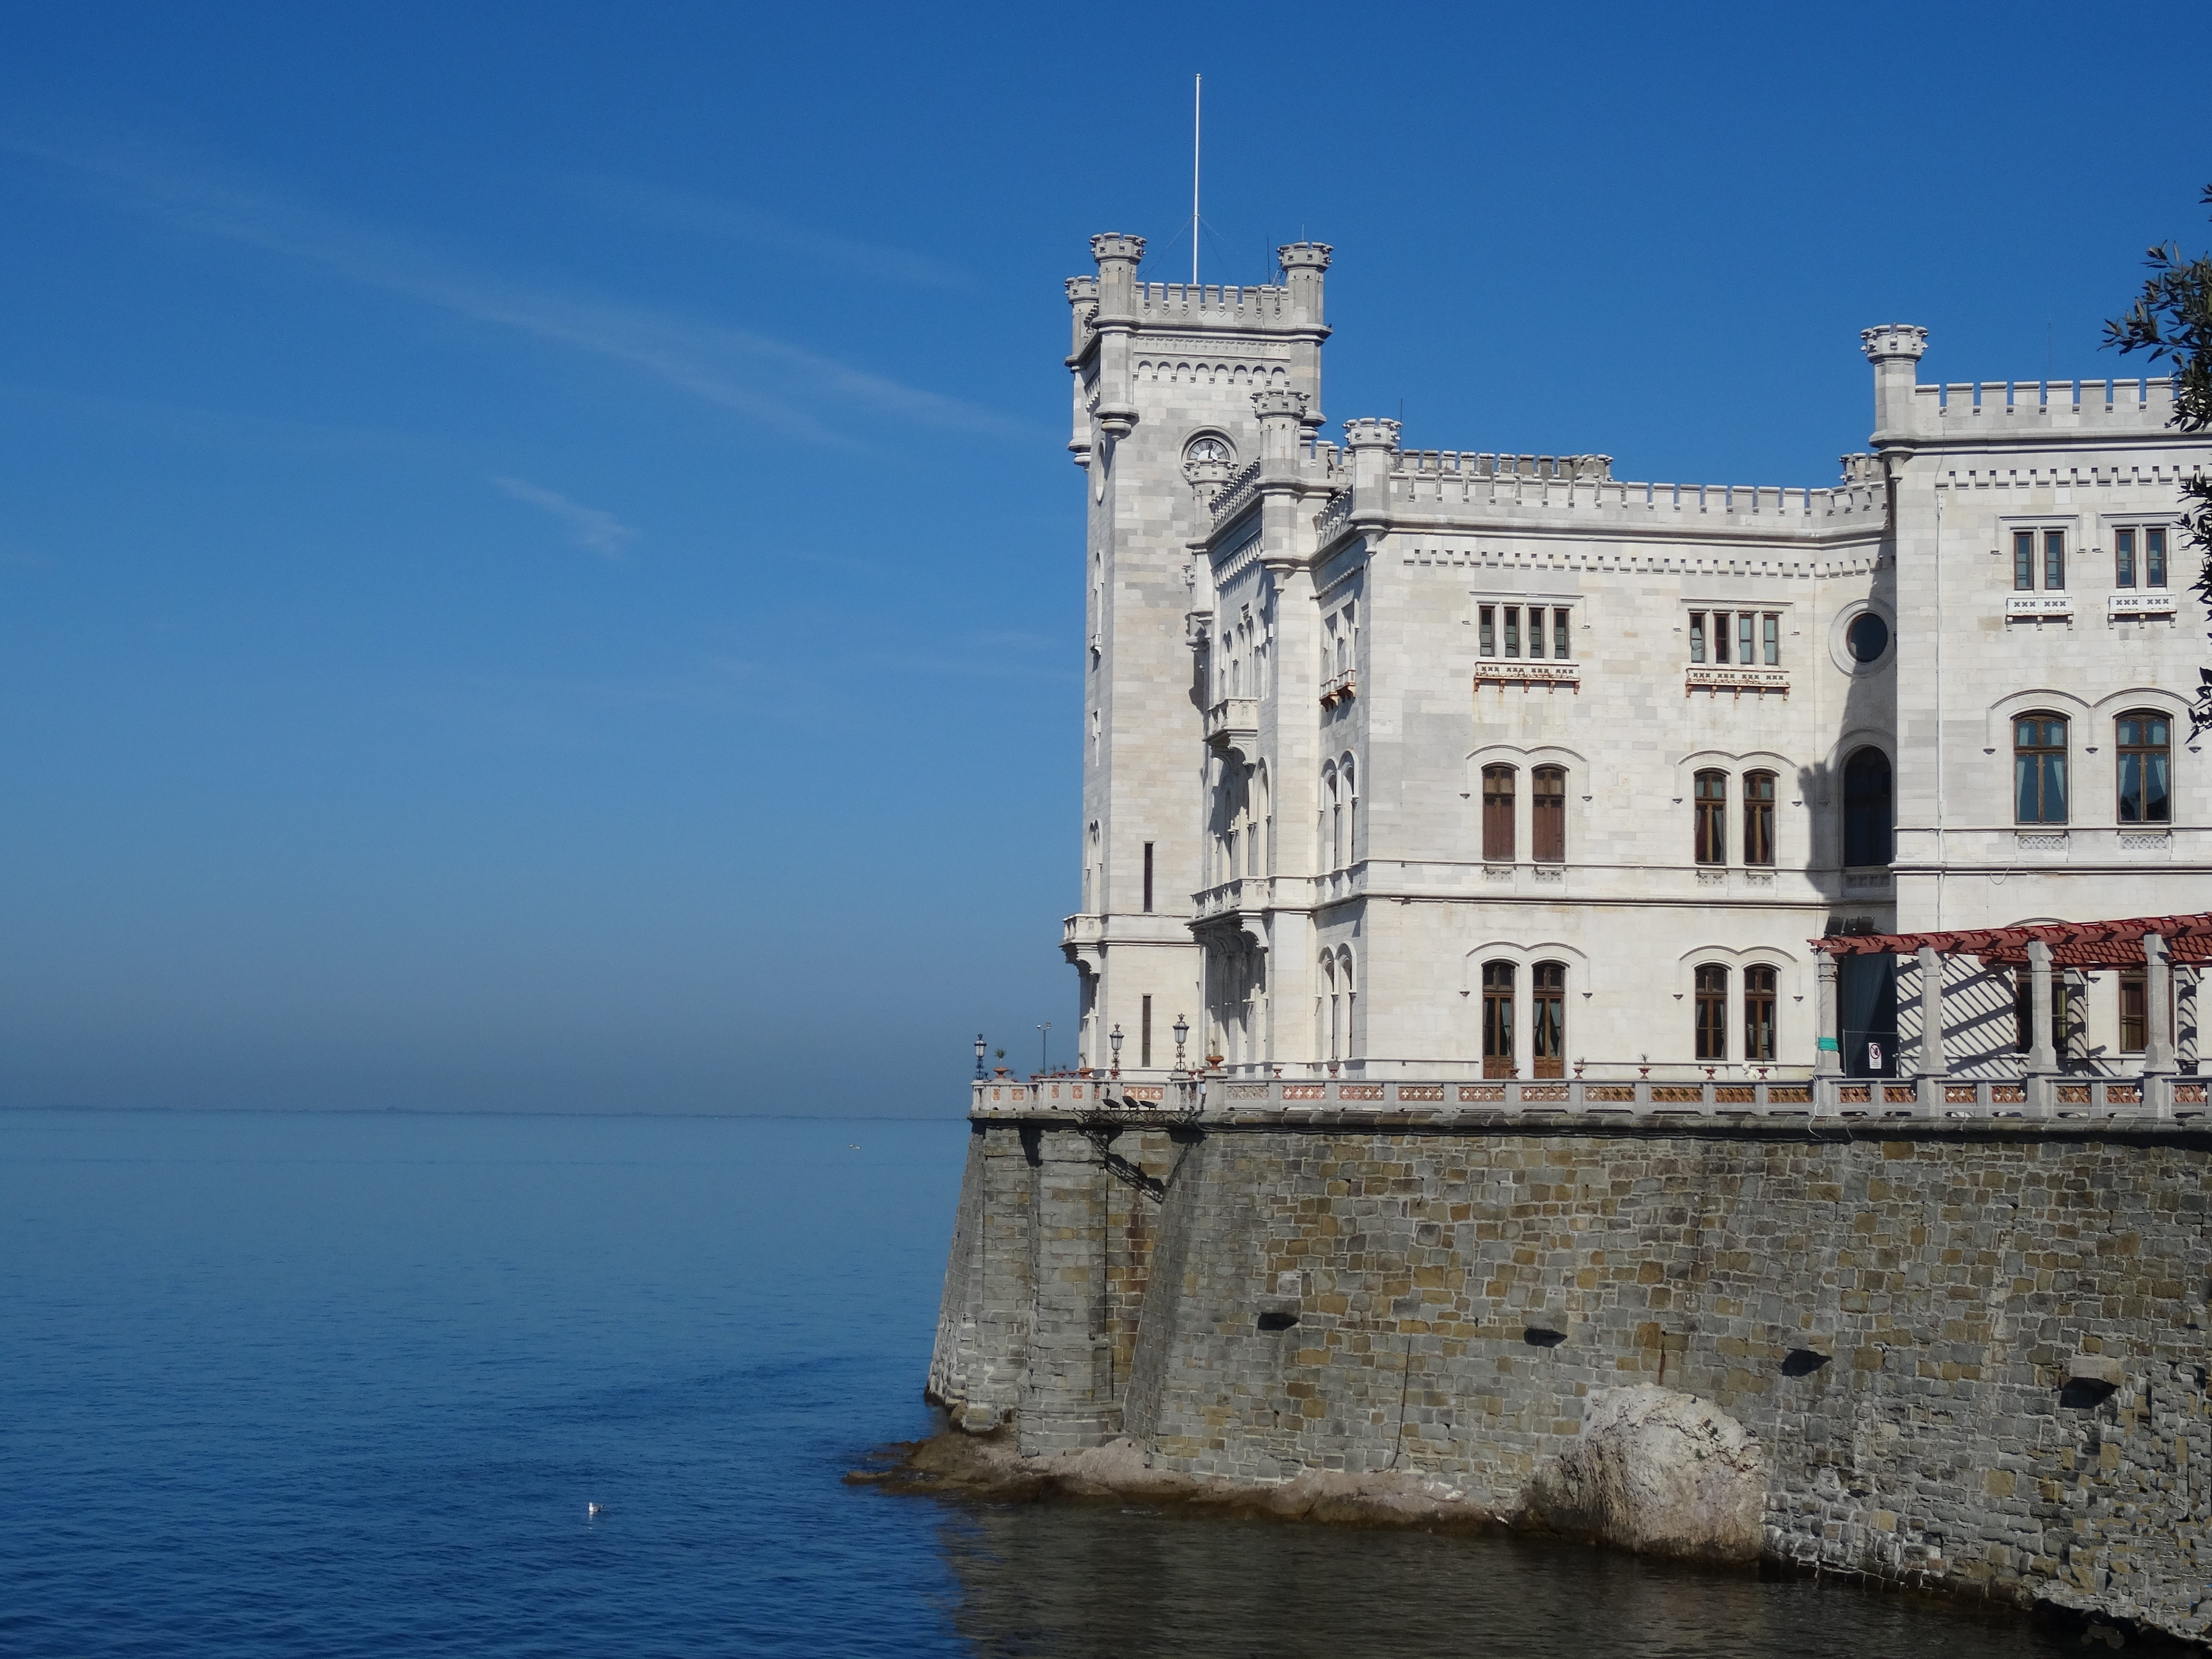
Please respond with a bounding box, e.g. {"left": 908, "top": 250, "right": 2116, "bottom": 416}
{"left": 1862, "top": 324, "right": 1929, "bottom": 442}
{"left": 1278, "top": 242, "right": 1331, "bottom": 324}
{"left": 1254, "top": 387, "right": 1310, "bottom": 466}
{"left": 1089, "top": 234, "right": 1147, "bottom": 439}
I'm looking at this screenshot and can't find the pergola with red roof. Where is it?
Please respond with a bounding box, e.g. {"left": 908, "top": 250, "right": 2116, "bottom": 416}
{"left": 1805, "top": 912, "right": 2208, "bottom": 1078}
{"left": 1810, "top": 912, "right": 2212, "bottom": 969}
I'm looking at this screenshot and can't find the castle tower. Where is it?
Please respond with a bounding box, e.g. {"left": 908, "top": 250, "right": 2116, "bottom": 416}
{"left": 1061, "top": 235, "right": 1332, "bottom": 1071}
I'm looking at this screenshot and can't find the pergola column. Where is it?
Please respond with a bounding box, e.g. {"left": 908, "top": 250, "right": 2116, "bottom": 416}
{"left": 2145, "top": 933, "right": 2176, "bottom": 1074}
{"left": 1914, "top": 944, "right": 1946, "bottom": 1109}
{"left": 2025, "top": 940, "right": 2058, "bottom": 1072}
{"left": 1814, "top": 954, "right": 1841, "bottom": 1077}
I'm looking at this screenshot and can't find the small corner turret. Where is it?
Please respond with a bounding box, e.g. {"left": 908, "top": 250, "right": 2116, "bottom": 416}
{"left": 1861, "top": 324, "right": 1929, "bottom": 442}
{"left": 1276, "top": 242, "right": 1333, "bottom": 331}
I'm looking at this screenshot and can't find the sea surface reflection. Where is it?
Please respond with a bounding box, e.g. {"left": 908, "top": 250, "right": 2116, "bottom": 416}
{"left": 931, "top": 1498, "right": 2078, "bottom": 1659}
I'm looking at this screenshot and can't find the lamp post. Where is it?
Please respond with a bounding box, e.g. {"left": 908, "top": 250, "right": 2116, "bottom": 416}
{"left": 974, "top": 1033, "right": 987, "bottom": 1080}
{"left": 1109, "top": 1024, "right": 1123, "bottom": 1078}
{"left": 1173, "top": 1013, "right": 1190, "bottom": 1069}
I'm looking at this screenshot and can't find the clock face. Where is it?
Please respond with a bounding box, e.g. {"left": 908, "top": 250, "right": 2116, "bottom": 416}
{"left": 1185, "top": 435, "right": 1233, "bottom": 464}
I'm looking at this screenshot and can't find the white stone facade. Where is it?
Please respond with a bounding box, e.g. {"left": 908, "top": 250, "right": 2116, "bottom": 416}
{"left": 1059, "top": 233, "right": 2211, "bottom": 1082}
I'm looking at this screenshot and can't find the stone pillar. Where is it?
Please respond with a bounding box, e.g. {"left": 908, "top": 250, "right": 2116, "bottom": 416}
{"left": 2145, "top": 934, "right": 2177, "bottom": 1075}
{"left": 2025, "top": 940, "right": 2058, "bottom": 1117}
{"left": 1814, "top": 953, "right": 1841, "bottom": 1077}
{"left": 1914, "top": 944, "right": 1946, "bottom": 1112}
{"left": 1020, "top": 1127, "right": 1117, "bottom": 1455}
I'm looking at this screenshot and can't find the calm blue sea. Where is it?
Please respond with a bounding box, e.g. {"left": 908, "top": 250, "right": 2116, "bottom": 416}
{"left": 0, "top": 1109, "right": 2081, "bottom": 1658}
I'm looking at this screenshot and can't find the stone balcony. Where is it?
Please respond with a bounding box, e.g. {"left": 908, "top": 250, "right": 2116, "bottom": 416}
{"left": 1203, "top": 696, "right": 1258, "bottom": 754}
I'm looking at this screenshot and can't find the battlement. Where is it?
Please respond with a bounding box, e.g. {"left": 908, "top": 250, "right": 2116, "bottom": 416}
{"left": 1907, "top": 376, "right": 2179, "bottom": 440}
{"left": 1132, "top": 282, "right": 1300, "bottom": 327}
{"left": 1377, "top": 469, "right": 1888, "bottom": 528}
{"left": 1397, "top": 450, "right": 1613, "bottom": 482}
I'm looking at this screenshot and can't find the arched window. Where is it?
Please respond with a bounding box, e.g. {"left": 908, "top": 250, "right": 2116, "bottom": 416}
{"left": 1693, "top": 771, "right": 1727, "bottom": 865}
{"left": 1321, "top": 763, "right": 1339, "bottom": 869}
{"left": 1531, "top": 961, "right": 1566, "bottom": 1078}
{"left": 1254, "top": 763, "right": 1271, "bottom": 876}
{"left": 1342, "top": 759, "right": 1358, "bottom": 865}
{"left": 1338, "top": 948, "right": 1356, "bottom": 1059}
{"left": 1743, "top": 965, "right": 1777, "bottom": 1062}
{"left": 1743, "top": 771, "right": 1776, "bottom": 867}
{"left": 1843, "top": 748, "right": 1894, "bottom": 864}
{"left": 1694, "top": 964, "right": 1728, "bottom": 1060}
{"left": 2116, "top": 711, "right": 2171, "bottom": 824}
{"left": 1481, "top": 961, "right": 1516, "bottom": 1078}
{"left": 2012, "top": 716, "right": 2067, "bottom": 825}
{"left": 1482, "top": 765, "right": 1516, "bottom": 861}
{"left": 1533, "top": 766, "right": 1566, "bottom": 863}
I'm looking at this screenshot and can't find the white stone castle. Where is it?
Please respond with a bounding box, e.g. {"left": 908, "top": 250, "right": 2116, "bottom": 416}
{"left": 1057, "top": 233, "right": 2212, "bottom": 1086}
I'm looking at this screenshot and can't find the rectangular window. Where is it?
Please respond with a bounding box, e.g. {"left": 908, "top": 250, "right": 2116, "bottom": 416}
{"left": 2014, "top": 716, "right": 2069, "bottom": 824}
{"left": 2014, "top": 973, "right": 2071, "bottom": 1057}
{"left": 1479, "top": 605, "right": 1495, "bottom": 656}
{"left": 1693, "top": 771, "right": 1727, "bottom": 865}
{"left": 2148, "top": 526, "right": 2168, "bottom": 588}
{"left": 1481, "top": 963, "right": 1515, "bottom": 1079}
{"left": 1762, "top": 614, "right": 1779, "bottom": 667}
{"left": 1142, "top": 842, "right": 1154, "bottom": 913}
{"left": 1694, "top": 966, "right": 1728, "bottom": 1061}
{"left": 2044, "top": 529, "right": 2066, "bottom": 591}
{"left": 1503, "top": 607, "right": 1520, "bottom": 658}
{"left": 1736, "top": 614, "right": 1754, "bottom": 667}
{"left": 1714, "top": 611, "right": 1731, "bottom": 664}
{"left": 1743, "top": 965, "right": 1777, "bottom": 1062}
{"left": 1553, "top": 608, "right": 1571, "bottom": 659}
{"left": 2117, "top": 712, "right": 2171, "bottom": 824}
{"left": 1481, "top": 765, "right": 1516, "bottom": 862}
{"left": 2116, "top": 527, "right": 2136, "bottom": 589}
{"left": 1532, "top": 766, "right": 1566, "bottom": 863}
{"left": 1743, "top": 772, "right": 1775, "bottom": 866}
{"left": 2014, "top": 530, "right": 2035, "bottom": 591}
{"left": 2119, "top": 971, "right": 2146, "bottom": 1055}
{"left": 1689, "top": 611, "right": 1706, "bottom": 664}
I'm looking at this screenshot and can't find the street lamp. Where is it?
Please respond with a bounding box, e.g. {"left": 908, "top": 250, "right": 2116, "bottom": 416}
{"left": 974, "top": 1033, "right": 987, "bottom": 1080}
{"left": 1173, "top": 1013, "right": 1190, "bottom": 1068}
{"left": 1109, "top": 1024, "right": 1123, "bottom": 1077}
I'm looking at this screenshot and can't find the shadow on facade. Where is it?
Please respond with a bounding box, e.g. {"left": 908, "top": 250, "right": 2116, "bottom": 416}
{"left": 1796, "top": 584, "right": 1898, "bottom": 1077}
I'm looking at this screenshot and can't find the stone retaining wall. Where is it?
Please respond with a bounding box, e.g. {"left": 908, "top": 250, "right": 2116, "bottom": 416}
{"left": 927, "top": 1114, "right": 2212, "bottom": 1644}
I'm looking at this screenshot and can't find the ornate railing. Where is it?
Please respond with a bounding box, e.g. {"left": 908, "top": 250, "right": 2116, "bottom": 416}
{"left": 972, "top": 1073, "right": 2209, "bottom": 1125}
{"left": 1208, "top": 461, "right": 1264, "bottom": 526}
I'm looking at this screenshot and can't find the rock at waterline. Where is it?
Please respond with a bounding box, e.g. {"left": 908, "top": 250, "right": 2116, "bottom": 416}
{"left": 1522, "top": 1385, "right": 1765, "bottom": 1564}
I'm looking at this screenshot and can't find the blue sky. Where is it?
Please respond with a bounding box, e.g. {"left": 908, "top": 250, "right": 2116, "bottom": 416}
{"left": 2, "top": 1, "right": 2206, "bottom": 1113}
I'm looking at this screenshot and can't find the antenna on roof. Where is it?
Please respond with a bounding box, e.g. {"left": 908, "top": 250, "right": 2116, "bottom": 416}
{"left": 1191, "top": 73, "right": 1201, "bottom": 286}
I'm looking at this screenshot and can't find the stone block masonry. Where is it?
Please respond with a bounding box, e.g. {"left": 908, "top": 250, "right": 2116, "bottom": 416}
{"left": 928, "top": 1112, "right": 2212, "bottom": 1645}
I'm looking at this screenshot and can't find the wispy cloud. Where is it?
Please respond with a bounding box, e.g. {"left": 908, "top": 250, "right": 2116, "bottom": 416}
{"left": 6, "top": 137, "right": 1028, "bottom": 445}
{"left": 565, "top": 175, "right": 968, "bottom": 290}
{"left": 492, "top": 477, "right": 639, "bottom": 558}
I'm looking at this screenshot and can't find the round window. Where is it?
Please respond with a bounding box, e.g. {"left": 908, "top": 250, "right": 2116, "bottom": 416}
{"left": 1846, "top": 613, "right": 1889, "bottom": 664}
